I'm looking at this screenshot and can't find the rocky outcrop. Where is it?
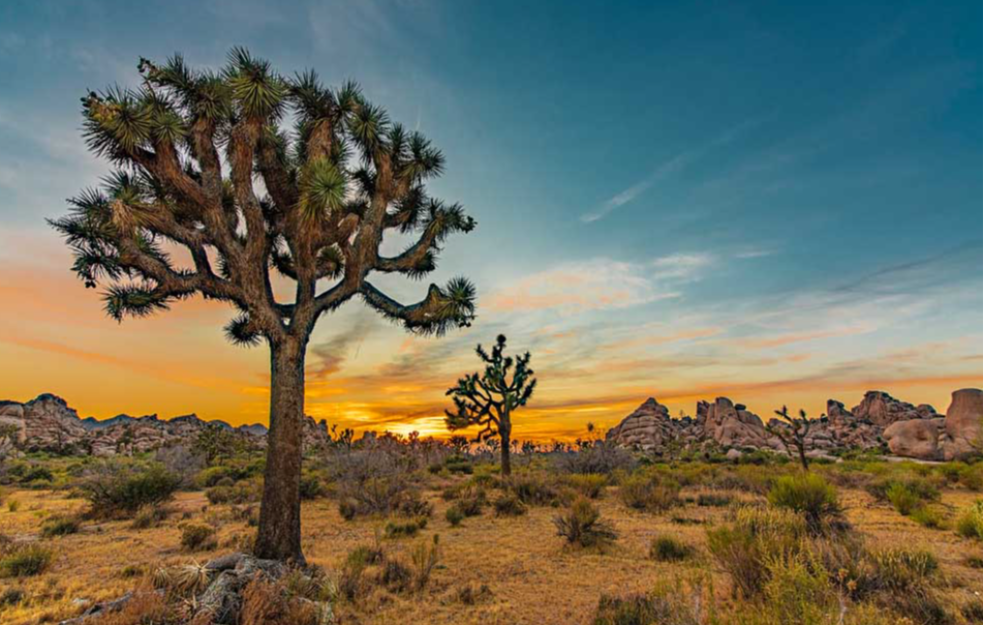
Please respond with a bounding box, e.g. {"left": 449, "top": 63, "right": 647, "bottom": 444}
{"left": 851, "top": 391, "right": 938, "bottom": 427}
{"left": 0, "top": 394, "right": 88, "bottom": 452}
{"left": 604, "top": 388, "right": 981, "bottom": 460}
{"left": 0, "top": 393, "right": 324, "bottom": 457}
{"left": 701, "top": 398, "right": 768, "bottom": 448}
{"left": 605, "top": 398, "right": 677, "bottom": 451}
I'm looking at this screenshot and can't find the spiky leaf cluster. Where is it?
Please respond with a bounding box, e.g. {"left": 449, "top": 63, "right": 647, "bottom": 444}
{"left": 50, "top": 50, "right": 477, "bottom": 345}
{"left": 445, "top": 335, "right": 537, "bottom": 441}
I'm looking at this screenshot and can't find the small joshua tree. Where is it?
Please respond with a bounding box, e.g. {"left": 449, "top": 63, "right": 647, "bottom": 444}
{"left": 445, "top": 335, "right": 536, "bottom": 476}
{"left": 49, "top": 49, "right": 476, "bottom": 562}
{"left": 767, "top": 406, "right": 813, "bottom": 471}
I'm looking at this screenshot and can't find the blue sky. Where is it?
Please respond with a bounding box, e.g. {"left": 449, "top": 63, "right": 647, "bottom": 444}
{"left": 0, "top": 0, "right": 980, "bottom": 436}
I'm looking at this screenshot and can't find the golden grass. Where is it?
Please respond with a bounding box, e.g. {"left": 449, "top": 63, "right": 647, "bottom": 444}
{"left": 1, "top": 484, "right": 981, "bottom": 624}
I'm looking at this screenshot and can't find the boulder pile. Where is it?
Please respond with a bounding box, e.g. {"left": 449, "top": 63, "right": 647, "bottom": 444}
{"left": 606, "top": 388, "right": 983, "bottom": 461}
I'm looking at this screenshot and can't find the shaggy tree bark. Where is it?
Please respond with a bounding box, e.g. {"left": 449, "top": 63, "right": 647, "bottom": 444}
{"left": 51, "top": 49, "right": 477, "bottom": 563}
{"left": 445, "top": 335, "right": 535, "bottom": 477}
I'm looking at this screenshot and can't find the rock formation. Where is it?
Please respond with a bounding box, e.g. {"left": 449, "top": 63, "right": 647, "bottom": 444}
{"left": 605, "top": 398, "right": 677, "bottom": 451}
{"left": 942, "top": 388, "right": 983, "bottom": 460}
{"left": 0, "top": 393, "right": 330, "bottom": 457}
{"left": 605, "top": 388, "right": 982, "bottom": 461}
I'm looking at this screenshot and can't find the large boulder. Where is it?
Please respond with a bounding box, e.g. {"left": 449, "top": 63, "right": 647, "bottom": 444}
{"left": 851, "top": 391, "right": 936, "bottom": 427}
{"left": 942, "top": 388, "right": 983, "bottom": 460}
{"left": 701, "top": 398, "right": 767, "bottom": 448}
{"left": 605, "top": 398, "right": 678, "bottom": 451}
{"left": 883, "top": 418, "right": 944, "bottom": 460}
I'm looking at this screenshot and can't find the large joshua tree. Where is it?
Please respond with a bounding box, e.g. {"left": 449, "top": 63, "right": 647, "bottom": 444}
{"left": 50, "top": 49, "right": 477, "bottom": 563}
{"left": 445, "top": 335, "right": 536, "bottom": 476}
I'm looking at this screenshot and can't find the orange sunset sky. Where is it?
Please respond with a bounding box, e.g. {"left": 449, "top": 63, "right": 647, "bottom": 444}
{"left": 1, "top": 2, "right": 981, "bottom": 441}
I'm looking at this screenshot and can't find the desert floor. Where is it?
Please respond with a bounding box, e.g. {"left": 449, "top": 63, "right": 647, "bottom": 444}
{"left": 2, "top": 480, "right": 983, "bottom": 625}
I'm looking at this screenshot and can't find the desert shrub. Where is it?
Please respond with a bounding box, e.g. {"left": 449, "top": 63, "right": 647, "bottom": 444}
{"left": 866, "top": 473, "right": 941, "bottom": 504}
{"left": 553, "top": 497, "right": 617, "bottom": 548}
{"left": 152, "top": 563, "right": 213, "bottom": 597}
{"left": 378, "top": 557, "right": 412, "bottom": 593}
{"left": 507, "top": 473, "right": 560, "bottom": 506}
{"left": 410, "top": 535, "right": 441, "bottom": 591}
{"left": 78, "top": 461, "right": 180, "bottom": 518}
{"left": 962, "top": 599, "right": 983, "bottom": 622}
{"left": 98, "top": 590, "right": 182, "bottom": 625}
{"left": 868, "top": 547, "right": 949, "bottom": 625}
{"left": 956, "top": 500, "right": 983, "bottom": 540}
{"left": 910, "top": 505, "right": 947, "bottom": 530}
{"left": 154, "top": 444, "right": 207, "bottom": 488}
{"left": 493, "top": 492, "right": 527, "bottom": 517}
{"left": 593, "top": 581, "right": 706, "bottom": 625}
{"left": 337, "top": 476, "right": 433, "bottom": 520}
{"left": 649, "top": 536, "right": 694, "bottom": 562}
{"left": 384, "top": 517, "right": 428, "bottom": 539}
{"left": 619, "top": 474, "right": 680, "bottom": 513}
{"left": 338, "top": 553, "right": 369, "bottom": 602}
{"left": 555, "top": 442, "right": 635, "bottom": 475}
{"left": 566, "top": 473, "right": 607, "bottom": 499}
{"left": 0, "top": 587, "right": 24, "bottom": 606}
{"left": 455, "top": 485, "right": 487, "bottom": 516}
{"left": 886, "top": 481, "right": 927, "bottom": 516}
{"left": 706, "top": 506, "right": 807, "bottom": 598}
{"left": 959, "top": 463, "right": 983, "bottom": 491}
{"left": 0, "top": 543, "right": 53, "bottom": 577}
{"left": 206, "top": 479, "right": 262, "bottom": 505}
{"left": 696, "top": 492, "right": 732, "bottom": 507}
{"left": 965, "top": 553, "right": 983, "bottom": 569}
{"left": 40, "top": 515, "right": 81, "bottom": 537}
{"left": 445, "top": 505, "right": 464, "bottom": 526}
{"left": 18, "top": 465, "right": 54, "bottom": 484}
{"left": 180, "top": 523, "right": 217, "bottom": 551}
{"left": 240, "top": 576, "right": 321, "bottom": 625}
{"left": 131, "top": 504, "right": 169, "bottom": 529}
{"left": 299, "top": 472, "right": 328, "bottom": 500}
{"left": 444, "top": 455, "right": 473, "bottom": 475}
{"left": 455, "top": 582, "right": 494, "bottom": 605}
{"left": 7, "top": 499, "right": 20, "bottom": 512}
{"left": 767, "top": 473, "right": 842, "bottom": 533}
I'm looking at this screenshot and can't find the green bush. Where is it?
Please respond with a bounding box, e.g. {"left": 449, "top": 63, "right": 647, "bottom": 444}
{"left": 40, "top": 515, "right": 81, "bottom": 538}
{"left": 79, "top": 462, "right": 181, "bottom": 518}
{"left": 886, "top": 482, "right": 928, "bottom": 516}
{"left": 565, "top": 474, "right": 607, "bottom": 499}
{"left": 618, "top": 474, "right": 680, "bottom": 513}
{"left": 180, "top": 523, "right": 217, "bottom": 551}
{"left": 956, "top": 500, "right": 983, "bottom": 541}
{"left": 910, "top": 505, "right": 946, "bottom": 530}
{"left": 648, "top": 536, "right": 694, "bottom": 562}
{"left": 553, "top": 498, "right": 617, "bottom": 548}
{"left": 508, "top": 473, "right": 560, "bottom": 506}
{"left": 767, "top": 473, "right": 842, "bottom": 533}
{"left": 445, "top": 505, "right": 464, "bottom": 527}
{"left": 866, "top": 473, "right": 940, "bottom": 504}
{"left": 0, "top": 543, "right": 53, "bottom": 577}
{"left": 205, "top": 479, "right": 262, "bottom": 505}
{"left": 696, "top": 492, "right": 732, "bottom": 507}
{"left": 493, "top": 492, "right": 527, "bottom": 517}
{"left": 384, "top": 517, "right": 428, "bottom": 539}
{"left": 706, "top": 506, "right": 807, "bottom": 598}
{"left": 131, "top": 504, "right": 169, "bottom": 530}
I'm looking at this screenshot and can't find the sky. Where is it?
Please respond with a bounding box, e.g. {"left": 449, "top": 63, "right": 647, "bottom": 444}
{"left": 0, "top": 0, "right": 981, "bottom": 440}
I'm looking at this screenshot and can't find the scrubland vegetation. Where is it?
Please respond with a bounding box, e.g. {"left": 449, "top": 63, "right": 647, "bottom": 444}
{"left": 2, "top": 434, "right": 983, "bottom": 624}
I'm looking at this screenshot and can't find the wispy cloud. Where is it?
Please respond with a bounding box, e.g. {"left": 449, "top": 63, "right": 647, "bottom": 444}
{"left": 487, "top": 253, "right": 715, "bottom": 314}
{"left": 580, "top": 120, "right": 758, "bottom": 223}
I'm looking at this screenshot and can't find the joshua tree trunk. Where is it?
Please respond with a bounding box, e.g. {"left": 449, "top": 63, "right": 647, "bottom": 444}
{"left": 500, "top": 415, "right": 512, "bottom": 477}
{"left": 255, "top": 339, "right": 308, "bottom": 563}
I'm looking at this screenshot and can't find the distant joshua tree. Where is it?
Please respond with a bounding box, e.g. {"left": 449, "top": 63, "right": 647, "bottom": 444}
{"left": 767, "top": 406, "right": 813, "bottom": 471}
{"left": 445, "top": 335, "right": 536, "bottom": 476}
{"left": 49, "top": 49, "right": 477, "bottom": 563}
